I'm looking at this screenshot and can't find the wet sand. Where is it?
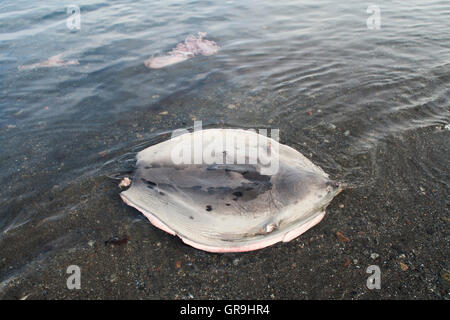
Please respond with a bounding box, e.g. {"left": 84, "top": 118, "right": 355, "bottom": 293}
{"left": 1, "top": 124, "right": 448, "bottom": 300}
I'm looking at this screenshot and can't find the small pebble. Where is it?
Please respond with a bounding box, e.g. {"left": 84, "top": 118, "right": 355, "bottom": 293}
{"left": 110, "top": 274, "right": 118, "bottom": 283}
{"left": 419, "top": 186, "right": 426, "bottom": 195}
{"left": 19, "top": 294, "right": 30, "bottom": 300}
{"left": 336, "top": 231, "right": 350, "bottom": 242}
{"left": 119, "top": 177, "right": 131, "bottom": 188}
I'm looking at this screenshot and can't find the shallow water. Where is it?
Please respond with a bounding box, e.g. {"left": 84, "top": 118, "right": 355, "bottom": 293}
{"left": 0, "top": 0, "right": 449, "bottom": 299}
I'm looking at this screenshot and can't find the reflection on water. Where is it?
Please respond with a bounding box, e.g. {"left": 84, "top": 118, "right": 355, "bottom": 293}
{"left": 0, "top": 0, "right": 449, "bottom": 298}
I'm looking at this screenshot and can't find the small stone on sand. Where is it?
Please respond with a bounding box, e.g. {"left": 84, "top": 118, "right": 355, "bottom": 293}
{"left": 119, "top": 177, "right": 132, "bottom": 188}
{"left": 336, "top": 231, "right": 350, "bottom": 242}
{"left": 399, "top": 262, "right": 409, "bottom": 271}
{"left": 344, "top": 258, "right": 351, "bottom": 267}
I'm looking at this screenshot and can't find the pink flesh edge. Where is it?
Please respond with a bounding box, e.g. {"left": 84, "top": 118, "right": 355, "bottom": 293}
{"left": 181, "top": 212, "right": 325, "bottom": 253}
{"left": 121, "top": 192, "right": 325, "bottom": 253}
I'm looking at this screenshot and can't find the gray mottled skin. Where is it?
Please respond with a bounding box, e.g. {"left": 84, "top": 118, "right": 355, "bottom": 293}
{"left": 121, "top": 129, "right": 341, "bottom": 250}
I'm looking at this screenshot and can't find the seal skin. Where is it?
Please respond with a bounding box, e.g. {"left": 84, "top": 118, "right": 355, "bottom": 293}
{"left": 120, "top": 129, "right": 341, "bottom": 252}
{"left": 144, "top": 32, "right": 220, "bottom": 69}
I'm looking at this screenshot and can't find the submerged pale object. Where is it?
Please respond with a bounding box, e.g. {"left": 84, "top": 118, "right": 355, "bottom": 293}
{"left": 120, "top": 129, "right": 341, "bottom": 252}
{"left": 18, "top": 54, "right": 79, "bottom": 71}
{"left": 144, "top": 32, "right": 220, "bottom": 69}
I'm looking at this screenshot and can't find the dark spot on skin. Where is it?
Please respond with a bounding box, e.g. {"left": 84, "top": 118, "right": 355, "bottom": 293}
{"left": 189, "top": 216, "right": 194, "bottom": 220}
{"left": 232, "top": 191, "right": 243, "bottom": 197}
{"left": 159, "top": 191, "right": 165, "bottom": 195}
{"left": 225, "top": 203, "right": 231, "bottom": 206}
{"left": 206, "top": 205, "right": 212, "bottom": 211}
{"left": 207, "top": 187, "right": 216, "bottom": 194}
{"left": 141, "top": 178, "right": 156, "bottom": 189}
{"left": 242, "top": 171, "right": 271, "bottom": 183}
